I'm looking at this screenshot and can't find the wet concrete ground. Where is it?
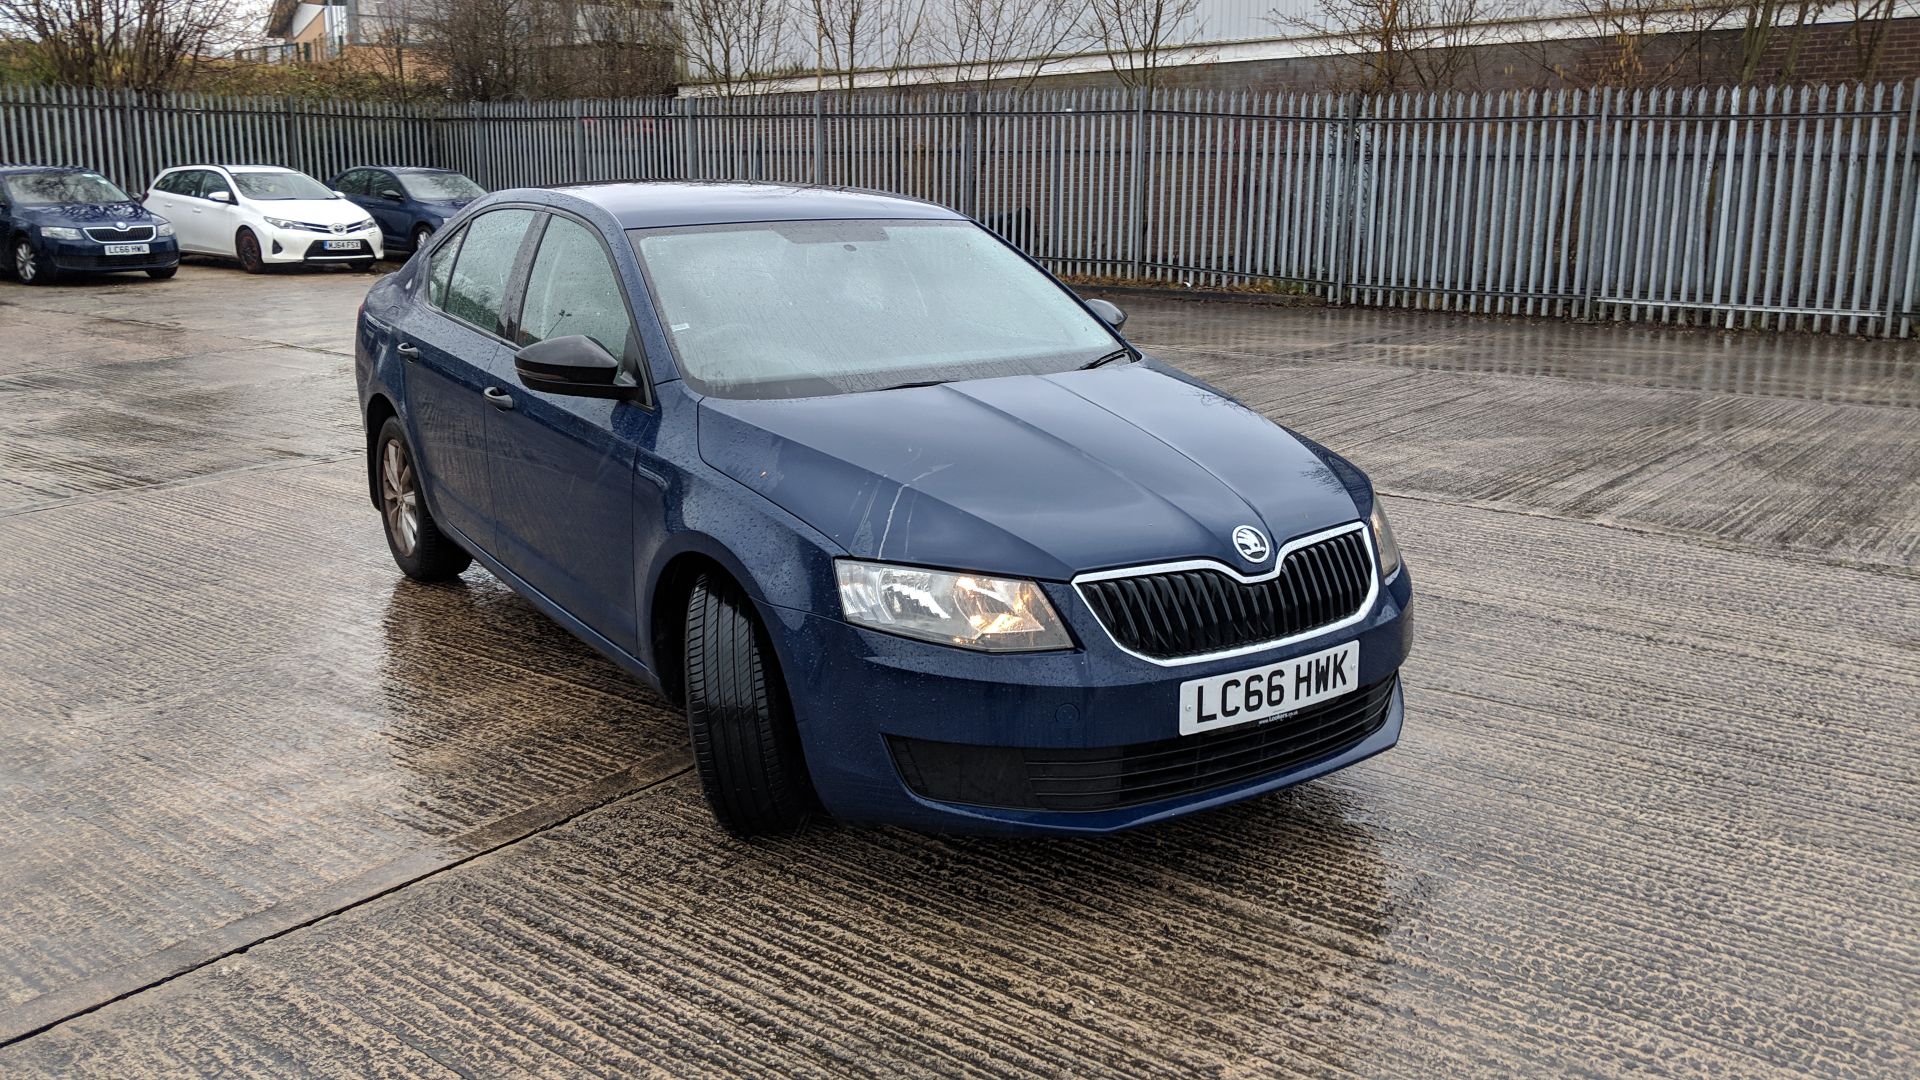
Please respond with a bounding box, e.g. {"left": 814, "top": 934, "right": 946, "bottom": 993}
{"left": 0, "top": 267, "right": 1915, "bottom": 1077}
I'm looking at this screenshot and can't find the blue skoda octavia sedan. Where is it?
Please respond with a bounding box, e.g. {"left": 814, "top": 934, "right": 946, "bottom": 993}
{"left": 356, "top": 181, "right": 1413, "bottom": 836}
{"left": 2, "top": 165, "right": 180, "bottom": 284}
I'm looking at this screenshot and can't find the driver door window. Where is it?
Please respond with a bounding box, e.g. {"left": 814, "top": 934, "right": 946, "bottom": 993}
{"left": 516, "top": 215, "right": 636, "bottom": 364}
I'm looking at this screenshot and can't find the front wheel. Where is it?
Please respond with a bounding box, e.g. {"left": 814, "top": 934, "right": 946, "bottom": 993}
{"left": 412, "top": 224, "right": 432, "bottom": 253}
{"left": 684, "top": 574, "right": 817, "bottom": 837}
{"left": 374, "top": 416, "right": 471, "bottom": 582}
{"left": 13, "top": 237, "right": 58, "bottom": 285}
{"left": 235, "top": 228, "right": 267, "bottom": 274}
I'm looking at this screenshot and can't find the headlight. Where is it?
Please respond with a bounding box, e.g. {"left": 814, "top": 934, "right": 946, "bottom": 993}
{"left": 1368, "top": 501, "right": 1402, "bottom": 579}
{"left": 354, "top": 218, "right": 377, "bottom": 233}
{"left": 263, "top": 216, "right": 304, "bottom": 231}
{"left": 835, "top": 560, "right": 1073, "bottom": 651}
{"left": 40, "top": 226, "right": 82, "bottom": 240}
{"left": 154, "top": 221, "right": 175, "bottom": 237}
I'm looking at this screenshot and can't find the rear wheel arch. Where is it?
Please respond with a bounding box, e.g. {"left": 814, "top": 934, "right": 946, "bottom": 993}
{"left": 364, "top": 394, "right": 398, "bottom": 510}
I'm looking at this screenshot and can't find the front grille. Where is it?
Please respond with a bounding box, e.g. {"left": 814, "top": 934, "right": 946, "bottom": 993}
{"left": 890, "top": 675, "right": 1397, "bottom": 812}
{"left": 1078, "top": 526, "right": 1375, "bottom": 660}
{"left": 84, "top": 225, "right": 155, "bottom": 243}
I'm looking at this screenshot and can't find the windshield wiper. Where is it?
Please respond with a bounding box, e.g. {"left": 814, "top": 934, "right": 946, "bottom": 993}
{"left": 877, "top": 379, "right": 949, "bottom": 391}
{"left": 1080, "top": 349, "right": 1132, "bottom": 370}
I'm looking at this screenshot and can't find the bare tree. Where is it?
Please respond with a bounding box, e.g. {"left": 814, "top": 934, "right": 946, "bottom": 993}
{"left": 0, "top": 0, "right": 245, "bottom": 89}
{"left": 1274, "top": 0, "right": 1510, "bottom": 93}
{"left": 1561, "top": 0, "right": 1742, "bottom": 87}
{"left": 679, "top": 0, "right": 789, "bottom": 92}
{"left": 1735, "top": 0, "right": 1824, "bottom": 83}
{"left": 1841, "top": 0, "right": 1901, "bottom": 81}
{"left": 933, "top": 0, "right": 1078, "bottom": 85}
{"left": 1083, "top": 0, "right": 1205, "bottom": 90}
{"left": 801, "top": 0, "right": 932, "bottom": 90}
{"left": 417, "top": 0, "right": 675, "bottom": 100}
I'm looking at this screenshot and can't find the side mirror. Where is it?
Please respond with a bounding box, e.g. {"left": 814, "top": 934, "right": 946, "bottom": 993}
{"left": 208, "top": 190, "right": 232, "bottom": 203}
{"left": 332, "top": 189, "right": 348, "bottom": 198}
{"left": 1085, "top": 298, "right": 1127, "bottom": 328}
{"left": 380, "top": 189, "right": 404, "bottom": 202}
{"left": 514, "top": 335, "right": 636, "bottom": 399}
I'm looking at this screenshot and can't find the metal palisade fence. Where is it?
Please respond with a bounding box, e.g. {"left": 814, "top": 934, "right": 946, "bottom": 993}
{"left": 3, "top": 81, "right": 1917, "bottom": 337}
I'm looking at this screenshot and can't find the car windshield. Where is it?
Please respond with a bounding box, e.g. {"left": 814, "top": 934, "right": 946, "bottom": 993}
{"left": 4, "top": 171, "right": 132, "bottom": 206}
{"left": 630, "top": 219, "right": 1121, "bottom": 399}
{"left": 399, "top": 172, "right": 484, "bottom": 202}
{"left": 232, "top": 170, "right": 336, "bottom": 201}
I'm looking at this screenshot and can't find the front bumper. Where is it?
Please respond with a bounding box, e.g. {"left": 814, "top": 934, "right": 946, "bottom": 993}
{"left": 762, "top": 567, "right": 1414, "bottom": 834}
{"left": 47, "top": 236, "right": 180, "bottom": 273}
{"left": 259, "top": 226, "right": 383, "bottom": 264}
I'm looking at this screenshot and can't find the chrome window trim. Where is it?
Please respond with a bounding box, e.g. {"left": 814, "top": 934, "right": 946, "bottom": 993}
{"left": 1071, "top": 520, "right": 1380, "bottom": 667}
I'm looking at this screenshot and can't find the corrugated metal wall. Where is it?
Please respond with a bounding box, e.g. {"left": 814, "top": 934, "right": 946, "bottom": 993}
{"left": 4, "top": 82, "right": 1916, "bottom": 336}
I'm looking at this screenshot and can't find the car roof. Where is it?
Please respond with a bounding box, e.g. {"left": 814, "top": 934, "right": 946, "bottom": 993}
{"left": 548, "top": 180, "right": 964, "bottom": 229}
{"left": 0, "top": 165, "right": 90, "bottom": 176}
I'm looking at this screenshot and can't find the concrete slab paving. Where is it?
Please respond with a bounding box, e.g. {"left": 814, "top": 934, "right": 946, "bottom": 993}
{"left": 0, "top": 268, "right": 1913, "bottom": 1076}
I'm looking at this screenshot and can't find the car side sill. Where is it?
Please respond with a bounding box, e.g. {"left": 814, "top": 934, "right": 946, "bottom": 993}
{"left": 438, "top": 518, "right": 665, "bottom": 697}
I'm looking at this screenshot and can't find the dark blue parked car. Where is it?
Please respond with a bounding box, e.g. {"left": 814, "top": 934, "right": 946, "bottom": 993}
{"left": 356, "top": 182, "right": 1413, "bottom": 836}
{"left": 330, "top": 166, "right": 484, "bottom": 257}
{"left": 1, "top": 165, "right": 179, "bottom": 284}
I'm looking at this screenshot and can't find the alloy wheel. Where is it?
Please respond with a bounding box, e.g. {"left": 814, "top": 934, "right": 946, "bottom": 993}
{"left": 381, "top": 437, "right": 420, "bottom": 557}
{"left": 15, "top": 241, "right": 36, "bottom": 282}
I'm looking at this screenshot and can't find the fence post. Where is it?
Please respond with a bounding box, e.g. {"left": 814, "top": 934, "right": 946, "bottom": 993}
{"left": 1128, "top": 86, "right": 1147, "bottom": 281}
{"left": 963, "top": 90, "right": 980, "bottom": 218}
{"left": 1333, "top": 92, "right": 1360, "bottom": 305}
{"left": 571, "top": 99, "right": 586, "bottom": 183}
{"left": 1575, "top": 88, "right": 1608, "bottom": 320}
{"left": 1892, "top": 79, "right": 1920, "bottom": 338}
{"left": 812, "top": 93, "right": 826, "bottom": 184}
{"left": 280, "top": 97, "right": 300, "bottom": 177}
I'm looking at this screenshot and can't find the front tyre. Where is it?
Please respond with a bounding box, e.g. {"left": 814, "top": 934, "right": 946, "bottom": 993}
{"left": 374, "top": 416, "right": 471, "bottom": 582}
{"left": 684, "top": 574, "right": 817, "bottom": 837}
{"left": 412, "top": 224, "right": 433, "bottom": 253}
{"left": 13, "top": 237, "right": 58, "bottom": 285}
{"left": 235, "top": 228, "right": 267, "bottom": 274}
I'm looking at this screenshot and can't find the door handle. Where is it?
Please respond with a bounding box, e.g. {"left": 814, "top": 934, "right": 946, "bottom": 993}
{"left": 395, "top": 342, "right": 418, "bottom": 360}
{"left": 483, "top": 386, "right": 514, "bottom": 410}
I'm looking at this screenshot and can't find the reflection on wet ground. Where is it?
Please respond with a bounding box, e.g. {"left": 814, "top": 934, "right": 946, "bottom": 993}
{"left": 1, "top": 269, "right": 1914, "bottom": 1076}
{"left": 1119, "top": 296, "right": 1920, "bottom": 408}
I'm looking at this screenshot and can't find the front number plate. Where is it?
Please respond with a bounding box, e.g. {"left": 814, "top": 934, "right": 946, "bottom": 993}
{"left": 323, "top": 239, "right": 360, "bottom": 251}
{"left": 1179, "top": 641, "right": 1360, "bottom": 736}
{"left": 104, "top": 243, "right": 149, "bottom": 255}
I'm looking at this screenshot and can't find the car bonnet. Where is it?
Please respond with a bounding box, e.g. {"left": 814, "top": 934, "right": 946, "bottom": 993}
{"left": 697, "top": 363, "right": 1363, "bottom": 581}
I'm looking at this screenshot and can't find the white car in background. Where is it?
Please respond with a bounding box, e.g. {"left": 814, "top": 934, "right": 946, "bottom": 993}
{"left": 142, "top": 165, "right": 383, "bottom": 273}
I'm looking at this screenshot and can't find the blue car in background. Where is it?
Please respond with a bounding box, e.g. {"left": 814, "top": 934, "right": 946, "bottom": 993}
{"left": 356, "top": 181, "right": 1413, "bottom": 837}
{"left": 1, "top": 165, "right": 179, "bottom": 285}
{"left": 330, "top": 166, "right": 485, "bottom": 257}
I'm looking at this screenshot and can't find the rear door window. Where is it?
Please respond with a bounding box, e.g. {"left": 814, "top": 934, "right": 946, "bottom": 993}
{"left": 516, "top": 214, "right": 634, "bottom": 360}
{"left": 441, "top": 208, "right": 535, "bottom": 337}
{"left": 336, "top": 170, "right": 368, "bottom": 195}
{"left": 427, "top": 225, "right": 466, "bottom": 309}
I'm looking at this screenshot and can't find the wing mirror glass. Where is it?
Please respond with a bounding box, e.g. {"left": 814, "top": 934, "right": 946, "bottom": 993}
{"left": 208, "top": 190, "right": 232, "bottom": 203}
{"left": 1085, "top": 298, "right": 1127, "bottom": 328}
{"left": 513, "top": 335, "right": 638, "bottom": 400}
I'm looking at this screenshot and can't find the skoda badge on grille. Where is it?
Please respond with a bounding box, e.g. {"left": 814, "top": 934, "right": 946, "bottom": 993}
{"left": 1232, "top": 525, "right": 1270, "bottom": 563}
{"left": 115, "top": 221, "right": 127, "bottom": 230}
